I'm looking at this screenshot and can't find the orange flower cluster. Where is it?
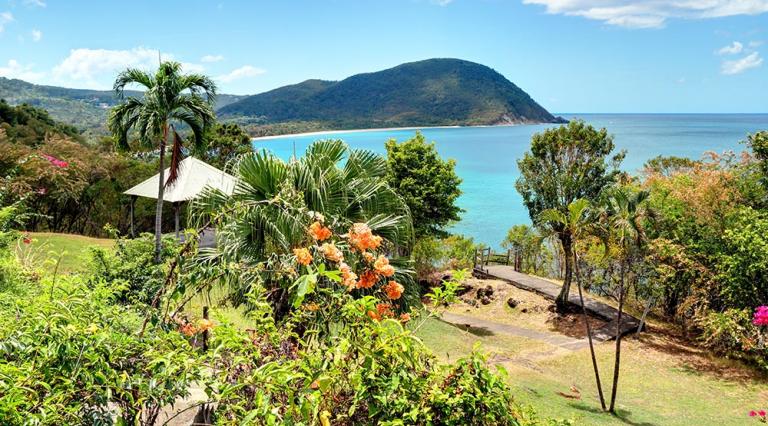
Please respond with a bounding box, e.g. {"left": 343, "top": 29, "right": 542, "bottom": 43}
{"left": 373, "top": 255, "right": 395, "bottom": 277}
{"left": 293, "top": 248, "right": 313, "bottom": 266}
{"left": 367, "top": 303, "right": 394, "bottom": 321}
{"left": 340, "top": 263, "right": 358, "bottom": 289}
{"left": 321, "top": 243, "right": 344, "bottom": 263}
{"left": 197, "top": 319, "right": 215, "bottom": 332}
{"left": 348, "top": 223, "right": 382, "bottom": 251}
{"left": 309, "top": 221, "right": 332, "bottom": 241}
{"left": 383, "top": 280, "right": 404, "bottom": 300}
{"left": 356, "top": 270, "right": 378, "bottom": 289}
{"left": 180, "top": 323, "right": 197, "bottom": 336}
{"left": 399, "top": 313, "right": 411, "bottom": 323}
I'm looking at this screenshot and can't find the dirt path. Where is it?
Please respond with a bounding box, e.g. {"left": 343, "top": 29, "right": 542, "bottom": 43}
{"left": 441, "top": 311, "right": 589, "bottom": 351}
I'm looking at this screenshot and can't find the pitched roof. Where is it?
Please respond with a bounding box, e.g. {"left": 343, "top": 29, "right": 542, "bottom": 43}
{"left": 124, "top": 156, "right": 236, "bottom": 203}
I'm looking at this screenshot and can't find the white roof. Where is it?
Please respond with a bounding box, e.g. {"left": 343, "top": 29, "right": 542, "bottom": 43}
{"left": 124, "top": 156, "right": 236, "bottom": 202}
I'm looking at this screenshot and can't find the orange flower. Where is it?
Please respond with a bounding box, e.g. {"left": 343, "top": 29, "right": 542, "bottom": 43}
{"left": 304, "top": 302, "right": 320, "bottom": 312}
{"left": 356, "top": 270, "right": 378, "bottom": 289}
{"left": 376, "top": 303, "right": 393, "bottom": 317}
{"left": 321, "top": 243, "right": 344, "bottom": 263}
{"left": 362, "top": 251, "right": 375, "bottom": 263}
{"left": 197, "top": 319, "right": 215, "bottom": 332}
{"left": 374, "top": 255, "right": 395, "bottom": 277}
{"left": 367, "top": 310, "right": 381, "bottom": 321}
{"left": 348, "top": 223, "right": 383, "bottom": 251}
{"left": 309, "top": 221, "right": 332, "bottom": 241}
{"left": 180, "top": 323, "right": 197, "bottom": 336}
{"left": 399, "top": 312, "right": 411, "bottom": 323}
{"left": 383, "top": 280, "right": 404, "bottom": 300}
{"left": 293, "top": 247, "right": 313, "bottom": 266}
{"left": 340, "top": 262, "right": 358, "bottom": 289}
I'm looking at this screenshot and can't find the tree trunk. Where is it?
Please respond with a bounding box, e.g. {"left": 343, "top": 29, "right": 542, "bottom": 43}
{"left": 609, "top": 261, "right": 626, "bottom": 413}
{"left": 556, "top": 233, "right": 573, "bottom": 311}
{"left": 574, "top": 254, "right": 606, "bottom": 410}
{"left": 154, "top": 125, "right": 167, "bottom": 264}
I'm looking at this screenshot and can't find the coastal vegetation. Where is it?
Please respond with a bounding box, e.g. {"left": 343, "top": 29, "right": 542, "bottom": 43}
{"left": 1, "top": 62, "right": 766, "bottom": 424}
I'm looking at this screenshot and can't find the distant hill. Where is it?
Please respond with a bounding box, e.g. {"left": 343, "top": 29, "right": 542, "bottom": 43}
{"left": 0, "top": 77, "right": 246, "bottom": 132}
{"left": 219, "top": 58, "right": 565, "bottom": 130}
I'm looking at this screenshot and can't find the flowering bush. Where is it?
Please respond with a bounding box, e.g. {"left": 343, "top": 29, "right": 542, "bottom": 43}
{"left": 754, "top": 306, "right": 768, "bottom": 327}
{"left": 699, "top": 308, "right": 768, "bottom": 371}
{"left": 750, "top": 409, "right": 767, "bottom": 423}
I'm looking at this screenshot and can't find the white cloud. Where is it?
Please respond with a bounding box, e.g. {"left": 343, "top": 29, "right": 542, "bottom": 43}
{"left": 522, "top": 0, "right": 768, "bottom": 28}
{"left": 52, "top": 47, "right": 167, "bottom": 88}
{"left": 0, "top": 12, "right": 13, "bottom": 33}
{"left": 23, "top": 0, "right": 46, "bottom": 7}
{"left": 217, "top": 65, "right": 265, "bottom": 83}
{"left": 31, "top": 29, "right": 42, "bottom": 42}
{"left": 201, "top": 54, "right": 224, "bottom": 63}
{"left": 721, "top": 51, "right": 763, "bottom": 74}
{"left": 717, "top": 41, "right": 743, "bottom": 55}
{"left": 749, "top": 40, "right": 764, "bottom": 48}
{"left": 0, "top": 59, "right": 45, "bottom": 82}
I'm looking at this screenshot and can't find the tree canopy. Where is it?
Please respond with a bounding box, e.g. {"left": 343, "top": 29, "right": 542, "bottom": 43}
{"left": 385, "top": 132, "right": 463, "bottom": 239}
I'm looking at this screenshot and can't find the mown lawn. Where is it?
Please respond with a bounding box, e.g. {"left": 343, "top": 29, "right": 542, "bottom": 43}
{"left": 416, "top": 315, "right": 768, "bottom": 426}
{"left": 15, "top": 232, "right": 113, "bottom": 274}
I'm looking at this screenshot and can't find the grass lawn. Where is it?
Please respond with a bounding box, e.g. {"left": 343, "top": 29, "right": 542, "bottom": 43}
{"left": 416, "top": 305, "right": 768, "bottom": 426}
{"left": 15, "top": 232, "right": 113, "bottom": 274}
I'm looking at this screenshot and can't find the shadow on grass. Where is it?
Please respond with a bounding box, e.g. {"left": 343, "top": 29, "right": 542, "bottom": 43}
{"left": 438, "top": 318, "right": 496, "bottom": 337}
{"left": 567, "top": 402, "right": 659, "bottom": 426}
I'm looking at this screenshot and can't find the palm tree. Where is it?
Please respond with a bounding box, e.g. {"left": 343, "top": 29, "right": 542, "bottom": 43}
{"left": 108, "top": 61, "right": 216, "bottom": 263}
{"left": 601, "top": 187, "right": 651, "bottom": 413}
{"left": 191, "top": 139, "right": 413, "bottom": 306}
{"left": 540, "top": 198, "right": 607, "bottom": 410}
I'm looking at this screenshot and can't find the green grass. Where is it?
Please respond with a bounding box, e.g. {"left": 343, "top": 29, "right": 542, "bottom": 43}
{"left": 416, "top": 315, "right": 768, "bottom": 426}
{"left": 16, "top": 232, "right": 113, "bottom": 274}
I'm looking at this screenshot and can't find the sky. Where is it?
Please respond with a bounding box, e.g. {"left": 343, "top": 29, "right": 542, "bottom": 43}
{"left": 0, "top": 0, "right": 766, "bottom": 113}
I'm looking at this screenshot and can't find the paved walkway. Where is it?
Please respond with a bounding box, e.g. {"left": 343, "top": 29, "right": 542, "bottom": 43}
{"left": 441, "top": 311, "right": 589, "bottom": 351}
{"left": 475, "top": 265, "right": 642, "bottom": 340}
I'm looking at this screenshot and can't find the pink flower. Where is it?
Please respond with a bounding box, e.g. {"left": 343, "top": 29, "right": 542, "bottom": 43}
{"left": 41, "top": 154, "right": 69, "bottom": 168}
{"left": 753, "top": 306, "right": 768, "bottom": 327}
{"left": 760, "top": 410, "right": 767, "bottom": 417}
{"left": 750, "top": 411, "right": 758, "bottom": 417}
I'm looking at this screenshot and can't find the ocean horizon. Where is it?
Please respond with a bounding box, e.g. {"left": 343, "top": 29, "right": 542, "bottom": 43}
{"left": 253, "top": 113, "right": 768, "bottom": 248}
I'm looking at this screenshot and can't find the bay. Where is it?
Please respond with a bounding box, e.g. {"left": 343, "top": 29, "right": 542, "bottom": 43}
{"left": 253, "top": 114, "right": 767, "bottom": 248}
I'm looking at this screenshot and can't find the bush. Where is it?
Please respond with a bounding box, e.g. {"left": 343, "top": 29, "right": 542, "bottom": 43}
{"left": 88, "top": 232, "right": 180, "bottom": 305}
{"left": 413, "top": 234, "right": 477, "bottom": 281}
{"left": 0, "top": 277, "right": 202, "bottom": 425}
{"left": 699, "top": 308, "right": 768, "bottom": 371}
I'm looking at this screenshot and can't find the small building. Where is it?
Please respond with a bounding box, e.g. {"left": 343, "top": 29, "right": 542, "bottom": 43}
{"left": 124, "top": 156, "right": 237, "bottom": 241}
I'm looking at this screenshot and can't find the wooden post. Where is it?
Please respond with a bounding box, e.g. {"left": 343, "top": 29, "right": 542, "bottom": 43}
{"left": 202, "top": 306, "right": 209, "bottom": 352}
{"left": 174, "top": 202, "right": 180, "bottom": 239}
{"left": 129, "top": 195, "right": 137, "bottom": 238}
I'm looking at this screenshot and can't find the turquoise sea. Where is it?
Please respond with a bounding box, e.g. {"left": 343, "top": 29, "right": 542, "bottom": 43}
{"left": 253, "top": 114, "right": 768, "bottom": 248}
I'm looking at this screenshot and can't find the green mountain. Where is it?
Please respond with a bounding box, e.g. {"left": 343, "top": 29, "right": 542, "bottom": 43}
{"left": 0, "top": 77, "right": 246, "bottom": 132}
{"left": 218, "top": 58, "right": 565, "bottom": 129}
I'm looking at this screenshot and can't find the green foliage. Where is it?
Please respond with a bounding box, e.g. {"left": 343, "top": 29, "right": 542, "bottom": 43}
{"left": 413, "top": 235, "right": 477, "bottom": 280}
{"left": 0, "top": 100, "right": 82, "bottom": 144}
{"left": 88, "top": 232, "right": 180, "bottom": 305}
{"left": 385, "top": 132, "right": 463, "bottom": 238}
{"left": 197, "top": 122, "right": 254, "bottom": 169}
{"left": 698, "top": 308, "right": 767, "bottom": 371}
{"left": 716, "top": 207, "right": 768, "bottom": 308}
{"left": 219, "top": 58, "right": 564, "bottom": 131}
{"left": 0, "top": 277, "right": 202, "bottom": 425}
{"left": 503, "top": 224, "right": 550, "bottom": 274}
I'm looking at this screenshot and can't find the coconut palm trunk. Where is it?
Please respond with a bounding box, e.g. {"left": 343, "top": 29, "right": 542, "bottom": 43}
{"left": 574, "top": 253, "right": 606, "bottom": 410}
{"left": 609, "top": 261, "right": 627, "bottom": 413}
{"left": 556, "top": 232, "right": 573, "bottom": 311}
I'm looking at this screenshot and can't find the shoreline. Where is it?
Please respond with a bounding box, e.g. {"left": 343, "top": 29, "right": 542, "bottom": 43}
{"left": 249, "top": 122, "right": 546, "bottom": 141}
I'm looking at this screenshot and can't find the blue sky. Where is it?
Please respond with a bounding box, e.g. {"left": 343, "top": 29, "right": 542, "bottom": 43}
{"left": 0, "top": 0, "right": 766, "bottom": 112}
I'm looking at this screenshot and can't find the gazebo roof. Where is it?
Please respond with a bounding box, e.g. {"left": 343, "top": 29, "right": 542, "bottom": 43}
{"left": 124, "top": 156, "right": 236, "bottom": 203}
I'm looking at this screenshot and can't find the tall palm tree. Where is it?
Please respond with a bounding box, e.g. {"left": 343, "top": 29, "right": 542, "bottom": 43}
{"left": 601, "top": 187, "right": 651, "bottom": 413}
{"left": 108, "top": 61, "right": 217, "bottom": 263}
{"left": 540, "top": 198, "right": 607, "bottom": 410}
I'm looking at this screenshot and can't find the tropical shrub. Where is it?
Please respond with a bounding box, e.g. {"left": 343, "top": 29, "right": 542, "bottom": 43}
{"left": 413, "top": 234, "right": 477, "bottom": 281}
{"left": 699, "top": 308, "right": 768, "bottom": 371}
{"left": 0, "top": 276, "right": 202, "bottom": 425}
